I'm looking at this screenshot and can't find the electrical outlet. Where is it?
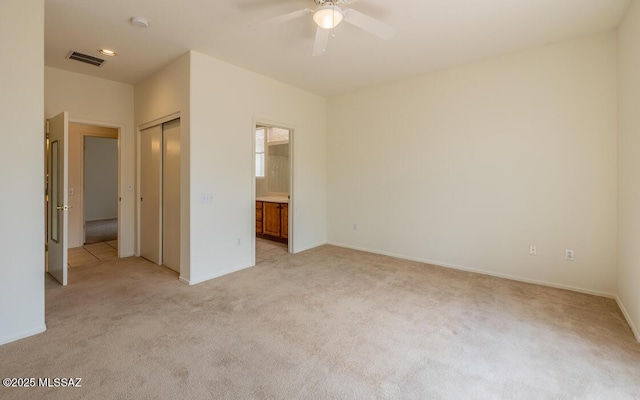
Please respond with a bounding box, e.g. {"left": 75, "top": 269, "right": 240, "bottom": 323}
{"left": 565, "top": 249, "right": 574, "bottom": 261}
{"left": 236, "top": 238, "right": 242, "bottom": 247}
{"left": 529, "top": 245, "right": 537, "bottom": 256}
{"left": 352, "top": 223, "right": 357, "bottom": 231}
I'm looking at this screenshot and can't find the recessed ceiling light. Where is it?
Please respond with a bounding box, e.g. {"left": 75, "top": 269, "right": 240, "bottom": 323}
{"left": 131, "top": 16, "right": 149, "bottom": 28}
{"left": 98, "top": 49, "right": 117, "bottom": 57}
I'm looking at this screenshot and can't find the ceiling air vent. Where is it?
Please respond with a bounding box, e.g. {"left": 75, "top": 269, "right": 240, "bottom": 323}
{"left": 65, "top": 51, "right": 105, "bottom": 67}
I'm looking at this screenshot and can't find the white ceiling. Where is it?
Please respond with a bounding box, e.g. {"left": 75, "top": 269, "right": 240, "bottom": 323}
{"left": 45, "top": 0, "right": 632, "bottom": 97}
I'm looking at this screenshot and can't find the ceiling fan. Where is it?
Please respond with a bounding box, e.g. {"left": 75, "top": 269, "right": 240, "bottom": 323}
{"left": 251, "top": 0, "right": 396, "bottom": 56}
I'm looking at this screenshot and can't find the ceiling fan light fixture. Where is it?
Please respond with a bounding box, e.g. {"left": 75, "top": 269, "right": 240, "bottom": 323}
{"left": 313, "top": 5, "right": 343, "bottom": 29}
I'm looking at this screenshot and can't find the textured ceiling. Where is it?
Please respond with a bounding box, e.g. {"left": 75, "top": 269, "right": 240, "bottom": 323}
{"left": 44, "top": 0, "right": 632, "bottom": 96}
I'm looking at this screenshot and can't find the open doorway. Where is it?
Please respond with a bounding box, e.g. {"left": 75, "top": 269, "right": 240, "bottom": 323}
{"left": 83, "top": 136, "right": 118, "bottom": 245}
{"left": 253, "top": 123, "right": 293, "bottom": 263}
{"left": 44, "top": 118, "right": 123, "bottom": 281}
{"left": 65, "top": 123, "right": 119, "bottom": 270}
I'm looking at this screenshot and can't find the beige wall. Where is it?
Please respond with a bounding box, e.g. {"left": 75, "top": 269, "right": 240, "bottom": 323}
{"left": 189, "top": 51, "right": 327, "bottom": 284}
{"left": 327, "top": 32, "right": 618, "bottom": 296}
{"left": 67, "top": 124, "right": 118, "bottom": 247}
{"left": 618, "top": 0, "right": 640, "bottom": 341}
{"left": 0, "top": 0, "right": 46, "bottom": 345}
{"left": 45, "top": 67, "right": 135, "bottom": 256}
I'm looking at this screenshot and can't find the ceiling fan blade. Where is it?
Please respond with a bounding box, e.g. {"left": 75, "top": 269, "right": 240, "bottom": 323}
{"left": 250, "top": 8, "right": 313, "bottom": 28}
{"left": 342, "top": 9, "right": 395, "bottom": 40}
{"left": 312, "top": 27, "right": 330, "bottom": 57}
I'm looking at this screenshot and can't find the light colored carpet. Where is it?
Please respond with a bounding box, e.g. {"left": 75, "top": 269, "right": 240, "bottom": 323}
{"left": 1, "top": 245, "right": 639, "bottom": 399}
{"left": 84, "top": 219, "right": 117, "bottom": 244}
{"left": 256, "top": 237, "right": 288, "bottom": 263}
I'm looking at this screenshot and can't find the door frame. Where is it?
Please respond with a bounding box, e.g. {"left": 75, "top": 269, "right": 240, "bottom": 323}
{"left": 80, "top": 129, "right": 119, "bottom": 246}
{"left": 251, "top": 118, "right": 295, "bottom": 265}
{"left": 71, "top": 118, "right": 124, "bottom": 257}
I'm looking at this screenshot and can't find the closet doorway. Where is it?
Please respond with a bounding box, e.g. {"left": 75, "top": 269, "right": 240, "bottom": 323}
{"left": 139, "top": 118, "right": 181, "bottom": 273}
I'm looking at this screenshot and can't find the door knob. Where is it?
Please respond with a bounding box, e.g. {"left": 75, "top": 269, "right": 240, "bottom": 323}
{"left": 56, "top": 205, "right": 72, "bottom": 210}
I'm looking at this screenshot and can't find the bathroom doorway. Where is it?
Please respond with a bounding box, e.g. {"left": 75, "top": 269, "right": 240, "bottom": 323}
{"left": 253, "top": 123, "right": 293, "bottom": 263}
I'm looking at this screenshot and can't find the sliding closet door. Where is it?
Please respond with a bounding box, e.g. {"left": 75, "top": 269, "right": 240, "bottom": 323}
{"left": 162, "top": 119, "right": 180, "bottom": 272}
{"left": 140, "top": 125, "right": 162, "bottom": 265}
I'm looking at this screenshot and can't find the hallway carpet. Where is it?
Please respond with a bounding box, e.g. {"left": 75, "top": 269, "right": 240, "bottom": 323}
{"left": 1, "top": 245, "right": 639, "bottom": 399}
{"left": 84, "top": 219, "right": 117, "bottom": 244}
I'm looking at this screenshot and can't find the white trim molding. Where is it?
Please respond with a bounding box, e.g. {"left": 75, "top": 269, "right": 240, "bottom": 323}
{"left": 615, "top": 296, "right": 640, "bottom": 343}
{"left": 0, "top": 325, "right": 46, "bottom": 346}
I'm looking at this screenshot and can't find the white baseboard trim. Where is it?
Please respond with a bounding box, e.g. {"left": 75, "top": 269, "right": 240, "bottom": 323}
{"left": 179, "top": 263, "right": 254, "bottom": 286}
{"left": 293, "top": 241, "right": 328, "bottom": 254}
{"left": 615, "top": 296, "right": 640, "bottom": 343}
{"left": 0, "top": 324, "right": 46, "bottom": 346}
{"left": 326, "top": 241, "right": 617, "bottom": 299}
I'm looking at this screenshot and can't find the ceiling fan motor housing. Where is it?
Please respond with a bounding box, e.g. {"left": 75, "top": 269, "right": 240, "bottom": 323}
{"left": 315, "top": 0, "right": 339, "bottom": 6}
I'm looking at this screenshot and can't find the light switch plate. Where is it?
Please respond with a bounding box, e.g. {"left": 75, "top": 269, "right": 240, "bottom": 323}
{"left": 200, "top": 193, "right": 214, "bottom": 203}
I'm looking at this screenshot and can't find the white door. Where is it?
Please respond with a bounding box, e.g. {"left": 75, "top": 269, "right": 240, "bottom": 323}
{"left": 162, "top": 119, "right": 180, "bottom": 272}
{"left": 48, "top": 112, "right": 69, "bottom": 285}
{"left": 140, "top": 125, "right": 162, "bottom": 264}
